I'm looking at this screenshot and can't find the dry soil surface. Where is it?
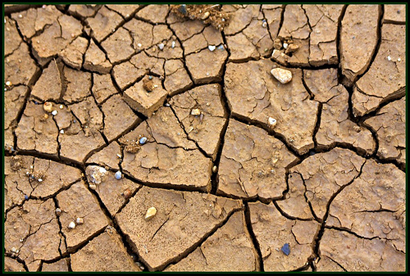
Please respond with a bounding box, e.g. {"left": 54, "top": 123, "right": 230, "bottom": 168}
{"left": 3, "top": 4, "right": 406, "bottom": 272}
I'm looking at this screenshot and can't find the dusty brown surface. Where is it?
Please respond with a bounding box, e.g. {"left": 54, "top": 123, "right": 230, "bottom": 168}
{"left": 3, "top": 4, "right": 406, "bottom": 272}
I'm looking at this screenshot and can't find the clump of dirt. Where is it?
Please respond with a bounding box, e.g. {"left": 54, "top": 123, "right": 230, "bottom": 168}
{"left": 170, "top": 4, "right": 230, "bottom": 31}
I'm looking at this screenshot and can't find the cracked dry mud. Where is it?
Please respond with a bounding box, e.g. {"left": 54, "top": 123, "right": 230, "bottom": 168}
{"left": 3, "top": 4, "right": 406, "bottom": 272}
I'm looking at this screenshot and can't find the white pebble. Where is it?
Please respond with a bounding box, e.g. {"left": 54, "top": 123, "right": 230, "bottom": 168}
{"left": 68, "top": 221, "right": 76, "bottom": 229}
{"left": 387, "top": 56, "right": 391, "bottom": 61}
{"left": 171, "top": 41, "right": 176, "bottom": 48}
{"left": 158, "top": 43, "right": 165, "bottom": 50}
{"left": 59, "top": 105, "right": 64, "bottom": 109}
{"left": 37, "top": 178, "right": 43, "bottom": 182}
{"left": 208, "top": 45, "right": 216, "bottom": 52}
{"left": 145, "top": 207, "right": 157, "bottom": 220}
{"left": 6, "top": 81, "right": 11, "bottom": 86}
{"left": 51, "top": 110, "right": 58, "bottom": 116}
{"left": 268, "top": 117, "right": 277, "bottom": 128}
{"left": 271, "top": 68, "right": 292, "bottom": 84}
{"left": 191, "top": 109, "right": 201, "bottom": 116}
{"left": 76, "top": 217, "right": 84, "bottom": 224}
{"left": 397, "top": 57, "right": 401, "bottom": 62}
{"left": 115, "top": 171, "right": 122, "bottom": 180}
{"left": 60, "top": 130, "right": 64, "bottom": 134}
{"left": 137, "top": 43, "right": 142, "bottom": 48}
{"left": 18, "top": 14, "right": 22, "bottom": 18}
{"left": 283, "top": 43, "right": 288, "bottom": 49}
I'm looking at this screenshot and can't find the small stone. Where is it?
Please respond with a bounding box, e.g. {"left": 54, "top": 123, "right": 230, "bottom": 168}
{"left": 283, "top": 43, "right": 288, "bottom": 49}
{"left": 262, "top": 20, "right": 267, "bottom": 28}
{"left": 68, "top": 221, "right": 76, "bottom": 229}
{"left": 55, "top": 208, "right": 62, "bottom": 216}
{"left": 271, "top": 68, "right": 293, "bottom": 84}
{"left": 51, "top": 110, "right": 58, "bottom": 116}
{"left": 6, "top": 81, "right": 12, "bottom": 86}
{"left": 191, "top": 108, "right": 201, "bottom": 116}
{"left": 59, "top": 105, "right": 64, "bottom": 109}
{"left": 171, "top": 41, "right": 176, "bottom": 48}
{"left": 217, "top": 45, "right": 224, "bottom": 50}
{"left": 60, "top": 129, "right": 64, "bottom": 134}
{"left": 123, "top": 188, "right": 132, "bottom": 199}
{"left": 89, "top": 184, "right": 97, "bottom": 190}
{"left": 43, "top": 102, "right": 53, "bottom": 113}
{"left": 178, "top": 4, "right": 187, "bottom": 15}
{"left": 76, "top": 217, "right": 84, "bottom": 225}
{"left": 114, "top": 171, "right": 122, "bottom": 180}
{"left": 24, "top": 195, "right": 29, "bottom": 200}
{"left": 158, "top": 43, "right": 165, "bottom": 50}
{"left": 137, "top": 43, "right": 142, "bottom": 48}
{"left": 37, "top": 178, "right": 43, "bottom": 182}
{"left": 387, "top": 56, "right": 391, "bottom": 61}
{"left": 285, "top": 44, "right": 299, "bottom": 54}
{"left": 268, "top": 117, "right": 277, "bottom": 128}
{"left": 145, "top": 207, "right": 157, "bottom": 220}
{"left": 11, "top": 247, "right": 17, "bottom": 253}
{"left": 397, "top": 57, "right": 401, "bottom": 62}
{"left": 208, "top": 45, "right": 216, "bottom": 52}
{"left": 281, "top": 243, "right": 291, "bottom": 256}
{"left": 139, "top": 137, "right": 148, "bottom": 145}
{"left": 353, "top": 125, "right": 361, "bottom": 132}
{"left": 20, "top": 238, "right": 24, "bottom": 243}
{"left": 202, "top": 11, "right": 210, "bottom": 20}
{"left": 18, "top": 14, "right": 22, "bottom": 18}
{"left": 273, "top": 38, "right": 282, "bottom": 50}
{"left": 212, "top": 165, "right": 218, "bottom": 173}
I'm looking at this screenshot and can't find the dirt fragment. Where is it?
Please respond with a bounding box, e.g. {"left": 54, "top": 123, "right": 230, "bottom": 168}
{"left": 225, "top": 60, "right": 318, "bottom": 154}
{"left": 86, "top": 6, "right": 123, "bottom": 42}
{"left": 186, "top": 46, "right": 228, "bottom": 85}
{"left": 84, "top": 39, "right": 112, "bottom": 74}
{"left": 105, "top": 4, "right": 140, "bottom": 18}
{"left": 123, "top": 76, "right": 168, "bottom": 117}
{"left": 119, "top": 107, "right": 212, "bottom": 190}
{"left": 340, "top": 5, "right": 379, "bottom": 83}
{"left": 92, "top": 74, "right": 118, "bottom": 104}
{"left": 11, "top": 5, "right": 60, "bottom": 39}
{"left": 170, "top": 84, "right": 227, "bottom": 160}
{"left": 4, "top": 85, "right": 27, "bottom": 145}
{"left": 87, "top": 168, "right": 141, "bottom": 216}
{"left": 5, "top": 198, "right": 62, "bottom": 271}
{"left": 113, "top": 51, "right": 164, "bottom": 90}
{"left": 249, "top": 202, "right": 319, "bottom": 271}
{"left": 42, "top": 258, "right": 69, "bottom": 272}
{"left": 319, "top": 229, "right": 405, "bottom": 271}
{"left": 364, "top": 98, "right": 405, "bottom": 164}
{"left": 116, "top": 186, "right": 242, "bottom": 271}
{"left": 276, "top": 173, "right": 314, "bottom": 219}
{"left": 102, "top": 94, "right": 141, "bottom": 141}
{"left": 61, "top": 36, "right": 88, "bottom": 70}
{"left": 31, "top": 59, "right": 62, "bottom": 101}
{"left": 15, "top": 100, "right": 59, "bottom": 155}
{"left": 31, "top": 14, "right": 83, "bottom": 65}
{"left": 164, "top": 59, "right": 193, "bottom": 95}
{"left": 62, "top": 66, "right": 92, "bottom": 103}
{"left": 71, "top": 228, "right": 141, "bottom": 271}
{"left": 352, "top": 24, "right": 405, "bottom": 116}
{"left": 327, "top": 160, "right": 405, "bottom": 251}
{"left": 383, "top": 4, "right": 405, "bottom": 23}
{"left": 56, "top": 181, "right": 109, "bottom": 251}
{"left": 290, "top": 148, "right": 366, "bottom": 219}
{"left": 101, "top": 27, "right": 135, "bottom": 64}
{"left": 218, "top": 119, "right": 298, "bottom": 200}
{"left": 314, "top": 84, "right": 375, "bottom": 154}
{"left": 137, "top": 4, "right": 169, "bottom": 23}
{"left": 5, "top": 257, "right": 26, "bottom": 272}
{"left": 165, "top": 211, "right": 258, "bottom": 271}
{"left": 68, "top": 4, "right": 100, "bottom": 18}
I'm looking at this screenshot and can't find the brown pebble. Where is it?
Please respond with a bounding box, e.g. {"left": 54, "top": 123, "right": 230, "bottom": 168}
{"left": 123, "top": 188, "right": 132, "bottom": 199}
